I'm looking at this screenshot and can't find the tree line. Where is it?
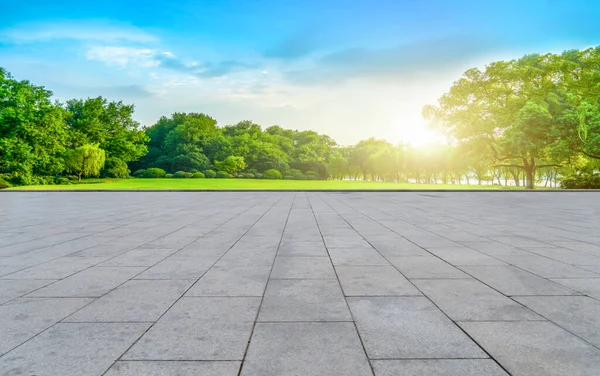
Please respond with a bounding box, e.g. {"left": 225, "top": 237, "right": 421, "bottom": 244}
{"left": 1, "top": 46, "right": 599, "bottom": 188}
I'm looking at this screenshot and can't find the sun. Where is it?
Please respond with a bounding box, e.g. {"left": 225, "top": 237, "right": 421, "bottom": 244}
{"left": 397, "top": 124, "right": 445, "bottom": 147}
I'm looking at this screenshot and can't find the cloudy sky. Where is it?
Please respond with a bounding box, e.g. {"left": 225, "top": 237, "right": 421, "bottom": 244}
{"left": 2, "top": 0, "right": 599, "bottom": 145}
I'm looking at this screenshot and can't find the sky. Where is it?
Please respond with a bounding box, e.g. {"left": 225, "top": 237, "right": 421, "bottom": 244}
{"left": 1, "top": 0, "right": 599, "bottom": 146}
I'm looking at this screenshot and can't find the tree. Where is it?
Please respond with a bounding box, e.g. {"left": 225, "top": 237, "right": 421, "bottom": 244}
{"left": 64, "top": 144, "right": 106, "bottom": 181}
{"left": 215, "top": 156, "right": 246, "bottom": 174}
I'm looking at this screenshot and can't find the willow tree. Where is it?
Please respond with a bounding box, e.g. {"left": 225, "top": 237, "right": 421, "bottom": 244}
{"left": 64, "top": 144, "right": 106, "bottom": 181}
{"left": 423, "top": 47, "right": 600, "bottom": 189}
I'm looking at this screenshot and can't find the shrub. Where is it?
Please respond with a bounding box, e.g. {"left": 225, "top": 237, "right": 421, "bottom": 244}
{"left": 254, "top": 172, "right": 264, "bottom": 179}
{"left": 242, "top": 173, "right": 255, "bottom": 179}
{"left": 132, "top": 169, "right": 146, "bottom": 178}
{"left": 305, "top": 170, "right": 320, "bottom": 179}
{"left": 192, "top": 172, "right": 205, "bottom": 178}
{"left": 165, "top": 174, "right": 174, "bottom": 178}
{"left": 189, "top": 169, "right": 199, "bottom": 173}
{"left": 184, "top": 172, "right": 194, "bottom": 178}
{"left": 0, "top": 179, "right": 11, "bottom": 189}
{"left": 287, "top": 168, "right": 302, "bottom": 176}
{"left": 293, "top": 172, "right": 306, "bottom": 180}
{"left": 216, "top": 170, "right": 229, "bottom": 178}
{"left": 143, "top": 168, "right": 167, "bottom": 178}
{"left": 561, "top": 174, "right": 600, "bottom": 189}
{"left": 173, "top": 171, "right": 187, "bottom": 178}
{"left": 54, "top": 177, "right": 70, "bottom": 185}
{"left": 306, "top": 175, "right": 319, "bottom": 180}
{"left": 203, "top": 170, "right": 216, "bottom": 178}
{"left": 284, "top": 175, "right": 294, "bottom": 180}
{"left": 101, "top": 158, "right": 130, "bottom": 178}
{"left": 247, "top": 168, "right": 258, "bottom": 175}
{"left": 264, "top": 169, "right": 283, "bottom": 179}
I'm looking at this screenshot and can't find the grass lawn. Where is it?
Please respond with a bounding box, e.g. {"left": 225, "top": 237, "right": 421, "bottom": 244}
{"left": 6, "top": 178, "right": 528, "bottom": 190}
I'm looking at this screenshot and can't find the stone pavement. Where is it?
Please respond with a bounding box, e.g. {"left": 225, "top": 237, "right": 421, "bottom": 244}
{"left": 0, "top": 192, "right": 599, "bottom": 376}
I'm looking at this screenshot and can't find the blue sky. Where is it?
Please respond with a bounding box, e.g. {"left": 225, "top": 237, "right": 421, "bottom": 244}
{"left": 2, "top": 0, "right": 599, "bottom": 145}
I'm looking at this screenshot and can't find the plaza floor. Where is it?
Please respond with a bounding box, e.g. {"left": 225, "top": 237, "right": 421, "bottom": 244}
{"left": 0, "top": 192, "right": 599, "bottom": 376}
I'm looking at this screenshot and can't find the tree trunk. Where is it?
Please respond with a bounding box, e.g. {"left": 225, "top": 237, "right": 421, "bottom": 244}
{"left": 523, "top": 157, "right": 536, "bottom": 189}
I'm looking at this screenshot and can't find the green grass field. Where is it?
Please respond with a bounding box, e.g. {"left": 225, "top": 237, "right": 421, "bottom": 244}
{"left": 6, "top": 178, "right": 527, "bottom": 190}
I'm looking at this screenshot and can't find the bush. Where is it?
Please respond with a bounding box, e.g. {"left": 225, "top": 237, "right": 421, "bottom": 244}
{"left": 284, "top": 175, "right": 294, "bottom": 180}
{"left": 190, "top": 169, "right": 199, "bottom": 173}
{"left": 561, "top": 174, "right": 600, "bottom": 189}
{"left": 254, "top": 172, "right": 264, "bottom": 179}
{"left": 287, "top": 168, "right": 302, "bottom": 176}
{"left": 0, "top": 179, "right": 11, "bottom": 189}
{"left": 242, "top": 173, "right": 255, "bottom": 179}
{"left": 306, "top": 175, "right": 319, "bottom": 180}
{"left": 173, "top": 171, "right": 188, "bottom": 178}
{"left": 142, "top": 168, "right": 167, "bottom": 178}
{"left": 184, "top": 172, "right": 194, "bottom": 178}
{"left": 264, "top": 169, "right": 283, "bottom": 179}
{"left": 216, "top": 170, "right": 229, "bottom": 179}
{"left": 293, "top": 172, "right": 306, "bottom": 180}
{"left": 247, "top": 168, "right": 258, "bottom": 175}
{"left": 192, "top": 172, "right": 205, "bottom": 178}
{"left": 54, "top": 177, "right": 70, "bottom": 185}
{"left": 165, "top": 174, "right": 174, "bottom": 178}
{"left": 203, "top": 170, "right": 216, "bottom": 178}
{"left": 101, "top": 158, "right": 130, "bottom": 178}
{"left": 305, "top": 170, "right": 320, "bottom": 179}
{"left": 133, "top": 169, "right": 146, "bottom": 178}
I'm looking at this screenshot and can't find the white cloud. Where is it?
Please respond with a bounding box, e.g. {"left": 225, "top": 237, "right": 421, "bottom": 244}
{"left": 86, "top": 46, "right": 170, "bottom": 68}
{"left": 0, "top": 20, "right": 156, "bottom": 43}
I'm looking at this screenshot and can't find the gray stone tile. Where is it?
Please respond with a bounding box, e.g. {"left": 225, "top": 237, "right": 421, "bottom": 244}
{"left": 241, "top": 322, "right": 372, "bottom": 376}
{"left": 328, "top": 247, "right": 390, "bottom": 265}
{"left": 277, "top": 241, "right": 328, "bottom": 256}
{"left": 27, "top": 267, "right": 146, "bottom": 297}
{"left": 515, "top": 295, "right": 600, "bottom": 347}
{"left": 372, "top": 359, "right": 509, "bottom": 376}
{"left": 0, "top": 298, "right": 92, "bottom": 354}
{"left": 0, "top": 279, "right": 57, "bottom": 304}
{"left": 2, "top": 257, "right": 104, "bottom": 279}
{"left": 508, "top": 255, "right": 599, "bottom": 278}
{"left": 414, "top": 279, "right": 542, "bottom": 321}
{"left": 460, "top": 265, "right": 581, "bottom": 296}
{"left": 105, "top": 361, "right": 241, "bottom": 376}
{"left": 258, "top": 279, "right": 352, "bottom": 321}
{"left": 369, "top": 239, "right": 429, "bottom": 257}
{"left": 0, "top": 323, "right": 150, "bottom": 376}
{"left": 270, "top": 256, "right": 336, "bottom": 279}
{"left": 336, "top": 265, "right": 421, "bottom": 296}
{"left": 134, "top": 256, "right": 216, "bottom": 279}
{"left": 123, "top": 297, "right": 260, "bottom": 360}
{"left": 65, "top": 279, "right": 193, "bottom": 322}
{"left": 427, "top": 247, "right": 505, "bottom": 265}
{"left": 551, "top": 278, "right": 600, "bottom": 299}
{"left": 100, "top": 248, "right": 178, "bottom": 267}
{"left": 460, "top": 321, "right": 600, "bottom": 376}
{"left": 348, "top": 297, "right": 486, "bottom": 359}
{"left": 387, "top": 256, "right": 468, "bottom": 279}
{"left": 186, "top": 265, "right": 271, "bottom": 296}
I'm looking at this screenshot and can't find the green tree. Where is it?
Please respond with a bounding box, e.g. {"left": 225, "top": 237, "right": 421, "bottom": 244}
{"left": 64, "top": 144, "right": 106, "bottom": 181}
{"left": 215, "top": 156, "right": 246, "bottom": 174}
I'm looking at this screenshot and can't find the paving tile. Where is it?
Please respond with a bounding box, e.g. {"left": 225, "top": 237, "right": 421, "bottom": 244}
{"left": 427, "top": 247, "right": 505, "bottom": 265}
{"left": 414, "top": 279, "right": 542, "bottom": 321}
{"left": 387, "top": 256, "right": 468, "bottom": 279}
{"left": 460, "top": 321, "right": 600, "bottom": 376}
{"left": 372, "top": 359, "right": 509, "bottom": 376}
{"left": 270, "top": 256, "right": 336, "bottom": 279}
{"left": 66, "top": 279, "right": 193, "bottom": 322}
{"left": 507, "top": 255, "right": 599, "bottom": 278}
{"left": 0, "top": 279, "right": 57, "bottom": 304}
{"left": 105, "top": 361, "right": 241, "bottom": 376}
{"left": 328, "top": 247, "right": 390, "bottom": 265}
{"left": 459, "top": 265, "right": 581, "bottom": 296}
{"left": 258, "top": 279, "right": 352, "bottom": 321}
{"left": 186, "top": 265, "right": 271, "bottom": 296}
{"left": 348, "top": 297, "right": 486, "bottom": 359}
{"left": 241, "top": 322, "right": 371, "bottom": 376}
{"left": 0, "top": 323, "right": 150, "bottom": 376}
{"left": 551, "top": 278, "right": 600, "bottom": 299}
{"left": 368, "top": 239, "right": 430, "bottom": 257}
{"left": 277, "top": 241, "right": 328, "bottom": 256}
{"left": 0, "top": 298, "right": 92, "bottom": 354}
{"left": 134, "top": 256, "right": 216, "bottom": 279}
{"left": 515, "top": 295, "right": 600, "bottom": 347}
{"left": 123, "top": 297, "right": 260, "bottom": 360}
{"left": 26, "top": 267, "right": 146, "bottom": 297}
{"left": 2, "top": 257, "right": 104, "bottom": 279}
{"left": 336, "top": 265, "right": 420, "bottom": 296}
{"left": 100, "top": 248, "right": 178, "bottom": 267}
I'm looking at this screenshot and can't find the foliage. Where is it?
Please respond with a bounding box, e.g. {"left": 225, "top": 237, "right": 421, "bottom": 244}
{"left": 173, "top": 171, "right": 188, "bottom": 178}
{"left": 264, "top": 169, "right": 283, "bottom": 179}
{"left": 0, "top": 179, "right": 11, "bottom": 189}
{"left": 101, "top": 157, "right": 130, "bottom": 179}
{"left": 215, "top": 155, "right": 246, "bottom": 174}
{"left": 165, "top": 174, "right": 174, "bottom": 178}
{"left": 142, "top": 168, "right": 167, "bottom": 178}
{"left": 561, "top": 174, "right": 600, "bottom": 189}
{"left": 215, "top": 170, "right": 229, "bottom": 178}
{"left": 203, "top": 169, "right": 217, "bottom": 178}
{"left": 192, "top": 172, "right": 205, "bottom": 178}
{"left": 132, "top": 169, "right": 146, "bottom": 178}
{"left": 64, "top": 144, "right": 106, "bottom": 181}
